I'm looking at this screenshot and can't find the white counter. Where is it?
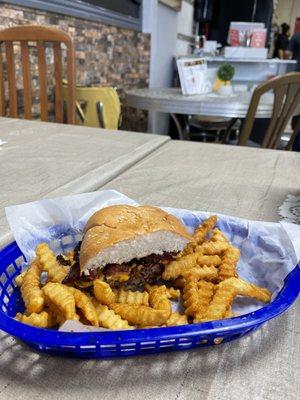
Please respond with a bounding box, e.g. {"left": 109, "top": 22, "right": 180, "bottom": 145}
{"left": 205, "top": 56, "right": 297, "bottom": 85}
{"left": 205, "top": 56, "right": 296, "bottom": 64}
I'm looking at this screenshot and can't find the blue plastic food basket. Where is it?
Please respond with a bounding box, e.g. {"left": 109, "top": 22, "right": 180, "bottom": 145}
{"left": 0, "top": 241, "right": 299, "bottom": 358}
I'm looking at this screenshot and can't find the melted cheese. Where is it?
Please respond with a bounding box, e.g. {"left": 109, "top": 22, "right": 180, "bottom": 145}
{"left": 115, "top": 273, "right": 130, "bottom": 282}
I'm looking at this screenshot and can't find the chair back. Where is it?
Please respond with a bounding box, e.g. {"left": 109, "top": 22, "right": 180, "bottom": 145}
{"left": 0, "top": 25, "right": 75, "bottom": 124}
{"left": 63, "top": 84, "right": 121, "bottom": 130}
{"left": 239, "top": 72, "right": 300, "bottom": 149}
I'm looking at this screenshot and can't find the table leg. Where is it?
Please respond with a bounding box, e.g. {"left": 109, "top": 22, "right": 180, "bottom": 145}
{"left": 170, "top": 113, "right": 190, "bottom": 140}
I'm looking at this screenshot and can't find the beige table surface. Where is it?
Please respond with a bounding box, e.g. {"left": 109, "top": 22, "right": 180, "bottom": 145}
{"left": 102, "top": 140, "right": 300, "bottom": 221}
{"left": 0, "top": 139, "right": 299, "bottom": 400}
{"left": 0, "top": 117, "right": 169, "bottom": 248}
{"left": 102, "top": 140, "right": 300, "bottom": 400}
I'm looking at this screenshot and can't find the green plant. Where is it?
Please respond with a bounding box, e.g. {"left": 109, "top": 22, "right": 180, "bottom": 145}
{"left": 217, "top": 63, "right": 235, "bottom": 82}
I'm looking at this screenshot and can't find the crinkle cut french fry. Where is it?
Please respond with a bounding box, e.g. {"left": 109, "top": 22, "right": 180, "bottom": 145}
{"left": 45, "top": 303, "right": 64, "bottom": 325}
{"left": 114, "top": 288, "right": 149, "bottom": 306}
{"left": 211, "top": 229, "right": 229, "bottom": 243}
{"left": 217, "top": 246, "right": 240, "bottom": 281}
{"left": 144, "top": 284, "right": 181, "bottom": 300}
{"left": 46, "top": 303, "right": 80, "bottom": 325}
{"left": 172, "top": 264, "right": 218, "bottom": 282}
{"left": 224, "top": 307, "right": 233, "bottom": 319}
{"left": 163, "top": 252, "right": 220, "bottom": 281}
{"left": 15, "top": 311, "right": 55, "bottom": 328}
{"left": 183, "top": 279, "right": 215, "bottom": 317}
{"left": 197, "top": 277, "right": 271, "bottom": 322}
{"left": 110, "top": 303, "right": 169, "bottom": 327}
{"left": 21, "top": 259, "right": 44, "bottom": 314}
{"left": 43, "top": 282, "right": 76, "bottom": 320}
{"left": 223, "top": 277, "right": 271, "bottom": 303}
{"left": 36, "top": 243, "right": 68, "bottom": 283}
{"left": 200, "top": 240, "right": 229, "bottom": 255}
{"left": 196, "top": 280, "right": 216, "bottom": 319}
{"left": 183, "top": 215, "right": 218, "bottom": 254}
{"left": 68, "top": 287, "right": 98, "bottom": 326}
{"left": 199, "top": 279, "right": 270, "bottom": 322}
{"left": 93, "top": 302, "right": 133, "bottom": 330}
{"left": 144, "top": 283, "right": 158, "bottom": 292}
{"left": 198, "top": 285, "right": 236, "bottom": 322}
{"left": 192, "top": 280, "right": 216, "bottom": 321}
{"left": 93, "top": 279, "right": 116, "bottom": 305}
{"left": 166, "top": 286, "right": 181, "bottom": 300}
{"left": 196, "top": 254, "right": 222, "bottom": 266}
{"left": 184, "top": 265, "right": 218, "bottom": 281}
{"left": 162, "top": 253, "right": 198, "bottom": 280}
{"left": 182, "top": 279, "right": 200, "bottom": 318}
{"left": 15, "top": 270, "right": 27, "bottom": 287}
{"left": 149, "top": 286, "right": 172, "bottom": 315}
{"left": 165, "top": 312, "right": 188, "bottom": 326}
{"left": 194, "top": 215, "right": 218, "bottom": 244}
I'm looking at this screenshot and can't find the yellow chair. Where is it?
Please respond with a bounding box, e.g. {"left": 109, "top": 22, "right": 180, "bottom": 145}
{"left": 62, "top": 83, "right": 121, "bottom": 130}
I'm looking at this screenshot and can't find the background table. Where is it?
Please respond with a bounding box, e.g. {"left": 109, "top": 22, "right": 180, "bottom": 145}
{"left": 126, "top": 87, "right": 275, "bottom": 119}
{"left": 126, "top": 87, "right": 279, "bottom": 140}
{"left": 0, "top": 127, "right": 299, "bottom": 400}
{"left": 0, "top": 117, "right": 169, "bottom": 248}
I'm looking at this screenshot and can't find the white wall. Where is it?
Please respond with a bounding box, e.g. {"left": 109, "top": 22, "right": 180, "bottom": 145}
{"left": 143, "top": 0, "right": 178, "bottom": 134}
{"left": 150, "top": 3, "right": 178, "bottom": 88}
{"left": 176, "top": 0, "right": 194, "bottom": 55}
{"left": 142, "top": 1, "right": 195, "bottom": 134}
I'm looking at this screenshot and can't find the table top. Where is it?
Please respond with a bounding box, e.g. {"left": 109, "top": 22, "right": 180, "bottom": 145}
{"left": 102, "top": 140, "right": 300, "bottom": 222}
{"left": 100, "top": 140, "right": 300, "bottom": 400}
{"left": 1, "top": 134, "right": 299, "bottom": 400}
{"left": 126, "top": 87, "right": 275, "bottom": 118}
{"left": 0, "top": 117, "right": 169, "bottom": 248}
{"left": 205, "top": 56, "right": 297, "bottom": 64}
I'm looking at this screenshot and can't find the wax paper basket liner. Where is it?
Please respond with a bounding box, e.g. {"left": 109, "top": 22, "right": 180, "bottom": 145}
{"left": 0, "top": 191, "right": 299, "bottom": 358}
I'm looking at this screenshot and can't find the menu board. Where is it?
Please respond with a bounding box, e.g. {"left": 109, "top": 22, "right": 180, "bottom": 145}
{"left": 176, "top": 58, "right": 208, "bottom": 95}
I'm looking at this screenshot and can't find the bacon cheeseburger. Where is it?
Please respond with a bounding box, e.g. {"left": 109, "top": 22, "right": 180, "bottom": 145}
{"left": 64, "top": 205, "right": 193, "bottom": 288}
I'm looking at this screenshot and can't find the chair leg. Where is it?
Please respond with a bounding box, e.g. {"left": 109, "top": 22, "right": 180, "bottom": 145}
{"left": 222, "top": 118, "right": 239, "bottom": 144}
{"left": 170, "top": 113, "right": 190, "bottom": 140}
{"left": 287, "top": 117, "right": 300, "bottom": 150}
{"left": 75, "top": 100, "right": 85, "bottom": 124}
{"left": 96, "top": 101, "right": 105, "bottom": 128}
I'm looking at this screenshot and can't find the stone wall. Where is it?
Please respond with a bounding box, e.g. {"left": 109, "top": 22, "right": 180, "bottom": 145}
{"left": 0, "top": 3, "right": 150, "bottom": 132}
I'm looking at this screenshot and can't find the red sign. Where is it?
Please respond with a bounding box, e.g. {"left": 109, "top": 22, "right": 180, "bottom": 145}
{"left": 229, "top": 28, "right": 239, "bottom": 46}
{"left": 251, "top": 30, "right": 266, "bottom": 48}
{"left": 294, "top": 17, "right": 300, "bottom": 34}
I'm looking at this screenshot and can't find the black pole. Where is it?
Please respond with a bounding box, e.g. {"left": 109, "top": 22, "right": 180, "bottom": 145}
{"left": 251, "top": 0, "right": 258, "bottom": 21}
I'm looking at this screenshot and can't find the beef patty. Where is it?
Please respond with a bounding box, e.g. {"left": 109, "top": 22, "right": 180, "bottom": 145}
{"left": 102, "top": 252, "right": 176, "bottom": 288}
{"left": 62, "top": 245, "right": 176, "bottom": 288}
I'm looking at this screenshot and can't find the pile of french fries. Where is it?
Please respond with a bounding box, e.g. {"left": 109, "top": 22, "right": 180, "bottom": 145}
{"left": 14, "top": 216, "right": 271, "bottom": 330}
